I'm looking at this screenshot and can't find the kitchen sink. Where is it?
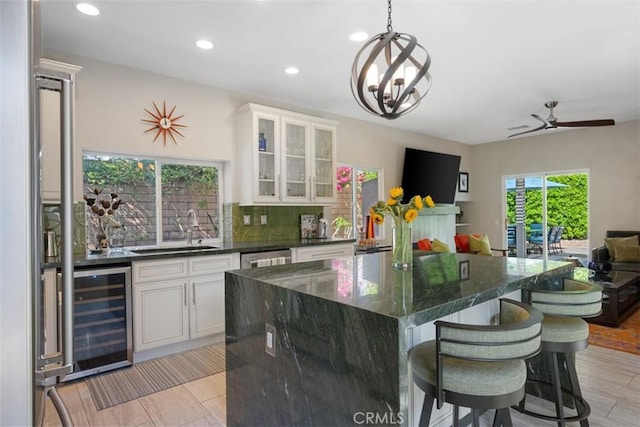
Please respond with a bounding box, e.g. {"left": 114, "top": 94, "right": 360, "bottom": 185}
{"left": 130, "top": 245, "right": 219, "bottom": 255}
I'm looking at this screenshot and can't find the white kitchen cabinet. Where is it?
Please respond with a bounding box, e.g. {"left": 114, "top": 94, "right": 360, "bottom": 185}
{"left": 291, "top": 242, "right": 354, "bottom": 263}
{"left": 188, "top": 254, "right": 239, "bottom": 338}
{"left": 189, "top": 276, "right": 224, "bottom": 339}
{"left": 132, "top": 258, "right": 188, "bottom": 283}
{"left": 281, "top": 116, "right": 310, "bottom": 203}
{"left": 310, "top": 123, "right": 337, "bottom": 204}
{"left": 236, "top": 103, "right": 337, "bottom": 205}
{"left": 132, "top": 253, "right": 239, "bottom": 351}
{"left": 38, "top": 59, "right": 81, "bottom": 204}
{"left": 134, "top": 279, "right": 189, "bottom": 351}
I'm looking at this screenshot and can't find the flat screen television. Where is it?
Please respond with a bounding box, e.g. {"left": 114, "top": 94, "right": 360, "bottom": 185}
{"left": 400, "top": 148, "right": 461, "bottom": 204}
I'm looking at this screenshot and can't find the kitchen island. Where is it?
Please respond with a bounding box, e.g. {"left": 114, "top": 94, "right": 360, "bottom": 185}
{"left": 225, "top": 251, "right": 573, "bottom": 426}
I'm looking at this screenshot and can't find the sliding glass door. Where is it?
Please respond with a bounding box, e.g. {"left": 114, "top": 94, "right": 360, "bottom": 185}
{"left": 504, "top": 171, "right": 588, "bottom": 262}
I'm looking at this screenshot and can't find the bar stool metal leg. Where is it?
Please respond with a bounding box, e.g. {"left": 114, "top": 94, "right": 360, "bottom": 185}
{"left": 565, "top": 353, "right": 590, "bottom": 427}
{"left": 550, "top": 352, "right": 566, "bottom": 426}
{"left": 452, "top": 406, "right": 460, "bottom": 427}
{"left": 419, "top": 395, "right": 434, "bottom": 427}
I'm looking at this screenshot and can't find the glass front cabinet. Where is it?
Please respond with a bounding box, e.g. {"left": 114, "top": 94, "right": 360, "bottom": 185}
{"left": 255, "top": 113, "right": 280, "bottom": 203}
{"left": 236, "top": 103, "right": 337, "bottom": 205}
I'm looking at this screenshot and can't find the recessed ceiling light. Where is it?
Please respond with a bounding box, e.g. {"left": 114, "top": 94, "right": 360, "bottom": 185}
{"left": 76, "top": 3, "right": 100, "bottom": 16}
{"left": 284, "top": 67, "right": 299, "bottom": 75}
{"left": 349, "top": 31, "right": 369, "bottom": 42}
{"left": 196, "top": 40, "right": 214, "bottom": 50}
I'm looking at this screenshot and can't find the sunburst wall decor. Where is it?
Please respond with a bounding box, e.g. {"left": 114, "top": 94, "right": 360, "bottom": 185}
{"left": 142, "top": 101, "right": 187, "bottom": 146}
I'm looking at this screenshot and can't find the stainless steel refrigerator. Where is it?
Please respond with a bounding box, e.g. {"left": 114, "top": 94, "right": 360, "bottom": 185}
{"left": 31, "top": 2, "right": 74, "bottom": 425}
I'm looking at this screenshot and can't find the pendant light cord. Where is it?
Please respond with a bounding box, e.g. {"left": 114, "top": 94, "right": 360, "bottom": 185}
{"left": 387, "top": 0, "right": 393, "bottom": 32}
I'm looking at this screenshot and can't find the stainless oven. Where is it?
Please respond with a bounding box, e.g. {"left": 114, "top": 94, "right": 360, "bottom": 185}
{"left": 240, "top": 249, "right": 292, "bottom": 268}
{"left": 57, "top": 265, "right": 132, "bottom": 381}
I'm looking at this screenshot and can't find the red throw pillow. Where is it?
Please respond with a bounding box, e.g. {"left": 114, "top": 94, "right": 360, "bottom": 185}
{"left": 454, "top": 234, "right": 482, "bottom": 253}
{"left": 454, "top": 234, "right": 470, "bottom": 253}
{"left": 417, "top": 239, "right": 432, "bottom": 251}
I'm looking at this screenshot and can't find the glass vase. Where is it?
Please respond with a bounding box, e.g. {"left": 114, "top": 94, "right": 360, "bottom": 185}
{"left": 392, "top": 218, "right": 413, "bottom": 270}
{"left": 393, "top": 270, "right": 413, "bottom": 314}
{"left": 109, "top": 222, "right": 125, "bottom": 251}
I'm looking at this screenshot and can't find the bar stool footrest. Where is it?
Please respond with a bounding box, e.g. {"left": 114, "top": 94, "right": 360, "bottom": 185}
{"left": 512, "top": 378, "right": 591, "bottom": 423}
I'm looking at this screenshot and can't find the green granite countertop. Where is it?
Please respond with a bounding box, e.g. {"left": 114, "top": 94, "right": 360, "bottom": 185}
{"left": 43, "top": 238, "right": 355, "bottom": 269}
{"left": 227, "top": 251, "right": 573, "bottom": 324}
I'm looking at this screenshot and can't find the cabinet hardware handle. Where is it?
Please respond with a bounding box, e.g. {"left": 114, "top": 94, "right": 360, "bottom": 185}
{"left": 192, "top": 282, "right": 196, "bottom": 305}
{"left": 312, "top": 250, "right": 344, "bottom": 258}
{"left": 277, "top": 174, "right": 281, "bottom": 201}
{"left": 184, "top": 283, "right": 187, "bottom": 306}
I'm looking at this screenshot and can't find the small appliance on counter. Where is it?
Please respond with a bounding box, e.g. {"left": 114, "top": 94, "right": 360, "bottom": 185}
{"left": 44, "top": 229, "right": 59, "bottom": 259}
{"left": 300, "top": 214, "right": 317, "bottom": 239}
{"left": 317, "top": 218, "right": 329, "bottom": 239}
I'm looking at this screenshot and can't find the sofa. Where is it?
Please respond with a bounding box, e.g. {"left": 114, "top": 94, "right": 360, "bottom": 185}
{"left": 591, "top": 230, "right": 640, "bottom": 273}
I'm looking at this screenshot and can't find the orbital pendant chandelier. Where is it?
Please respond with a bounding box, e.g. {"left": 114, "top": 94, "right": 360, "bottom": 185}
{"left": 351, "top": 0, "right": 432, "bottom": 119}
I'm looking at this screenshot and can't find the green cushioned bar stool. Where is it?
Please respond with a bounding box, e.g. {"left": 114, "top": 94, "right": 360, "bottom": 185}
{"left": 409, "top": 299, "right": 543, "bottom": 427}
{"left": 516, "top": 278, "right": 603, "bottom": 426}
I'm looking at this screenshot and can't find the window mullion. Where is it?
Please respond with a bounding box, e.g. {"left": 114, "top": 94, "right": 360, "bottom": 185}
{"left": 352, "top": 167, "right": 357, "bottom": 238}
{"left": 155, "top": 161, "right": 163, "bottom": 246}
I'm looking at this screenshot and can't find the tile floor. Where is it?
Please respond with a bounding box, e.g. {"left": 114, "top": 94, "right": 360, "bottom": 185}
{"left": 43, "top": 372, "right": 226, "bottom": 426}
{"left": 44, "top": 346, "right": 639, "bottom": 426}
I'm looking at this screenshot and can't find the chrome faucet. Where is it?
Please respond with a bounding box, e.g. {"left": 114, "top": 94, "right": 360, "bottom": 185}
{"left": 187, "top": 209, "right": 200, "bottom": 246}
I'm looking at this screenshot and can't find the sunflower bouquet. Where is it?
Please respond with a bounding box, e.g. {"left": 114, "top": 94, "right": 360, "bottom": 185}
{"left": 370, "top": 187, "right": 435, "bottom": 269}
{"left": 370, "top": 187, "right": 435, "bottom": 225}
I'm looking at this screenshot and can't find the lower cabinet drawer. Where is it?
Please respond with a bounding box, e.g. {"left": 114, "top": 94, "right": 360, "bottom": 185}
{"left": 133, "top": 259, "right": 188, "bottom": 283}
{"left": 189, "top": 253, "right": 240, "bottom": 276}
{"left": 293, "top": 243, "right": 354, "bottom": 263}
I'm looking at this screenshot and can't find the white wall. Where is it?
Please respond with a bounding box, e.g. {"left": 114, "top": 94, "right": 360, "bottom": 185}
{"left": 45, "top": 51, "right": 472, "bottom": 211}
{"left": 469, "top": 120, "right": 640, "bottom": 253}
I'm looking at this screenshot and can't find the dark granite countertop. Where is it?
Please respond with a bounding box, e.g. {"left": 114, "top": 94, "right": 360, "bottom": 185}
{"left": 227, "top": 251, "right": 573, "bottom": 325}
{"left": 43, "top": 238, "right": 355, "bottom": 269}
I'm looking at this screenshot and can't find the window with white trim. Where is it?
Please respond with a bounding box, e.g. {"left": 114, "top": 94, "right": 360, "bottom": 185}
{"left": 82, "top": 152, "right": 223, "bottom": 248}
{"left": 329, "top": 165, "right": 382, "bottom": 240}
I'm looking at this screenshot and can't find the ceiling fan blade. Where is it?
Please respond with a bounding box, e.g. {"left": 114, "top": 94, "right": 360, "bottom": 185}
{"left": 553, "top": 119, "right": 615, "bottom": 127}
{"left": 531, "top": 114, "right": 551, "bottom": 126}
{"left": 508, "top": 123, "right": 547, "bottom": 138}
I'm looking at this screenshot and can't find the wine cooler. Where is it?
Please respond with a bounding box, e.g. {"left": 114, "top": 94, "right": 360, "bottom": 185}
{"left": 58, "top": 265, "right": 132, "bottom": 381}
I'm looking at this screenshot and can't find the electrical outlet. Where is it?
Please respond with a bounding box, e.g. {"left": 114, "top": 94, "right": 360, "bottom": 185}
{"left": 261, "top": 215, "right": 267, "bottom": 225}
{"left": 243, "top": 215, "right": 251, "bottom": 225}
{"left": 265, "top": 323, "right": 276, "bottom": 357}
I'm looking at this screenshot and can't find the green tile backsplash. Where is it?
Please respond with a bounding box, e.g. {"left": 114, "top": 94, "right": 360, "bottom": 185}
{"left": 43, "top": 202, "right": 86, "bottom": 257}
{"left": 229, "top": 204, "right": 323, "bottom": 242}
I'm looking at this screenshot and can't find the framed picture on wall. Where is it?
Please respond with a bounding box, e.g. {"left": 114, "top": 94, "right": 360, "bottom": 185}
{"left": 458, "top": 172, "right": 469, "bottom": 193}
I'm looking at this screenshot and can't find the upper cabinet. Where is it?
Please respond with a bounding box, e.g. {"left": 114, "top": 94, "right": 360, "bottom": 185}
{"left": 38, "top": 59, "right": 81, "bottom": 204}
{"left": 236, "top": 103, "right": 337, "bottom": 205}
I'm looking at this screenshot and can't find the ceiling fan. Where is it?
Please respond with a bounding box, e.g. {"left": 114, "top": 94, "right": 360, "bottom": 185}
{"left": 508, "top": 101, "right": 615, "bottom": 138}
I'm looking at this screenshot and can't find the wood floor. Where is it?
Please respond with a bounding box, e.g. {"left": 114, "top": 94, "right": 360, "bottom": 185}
{"left": 44, "top": 345, "right": 639, "bottom": 426}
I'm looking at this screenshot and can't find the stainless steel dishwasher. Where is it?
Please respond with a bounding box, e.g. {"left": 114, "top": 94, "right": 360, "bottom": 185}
{"left": 240, "top": 249, "right": 292, "bottom": 268}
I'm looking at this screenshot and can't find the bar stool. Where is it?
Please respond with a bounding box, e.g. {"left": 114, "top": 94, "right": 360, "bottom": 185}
{"left": 409, "top": 299, "right": 543, "bottom": 426}
{"left": 516, "top": 278, "right": 602, "bottom": 426}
